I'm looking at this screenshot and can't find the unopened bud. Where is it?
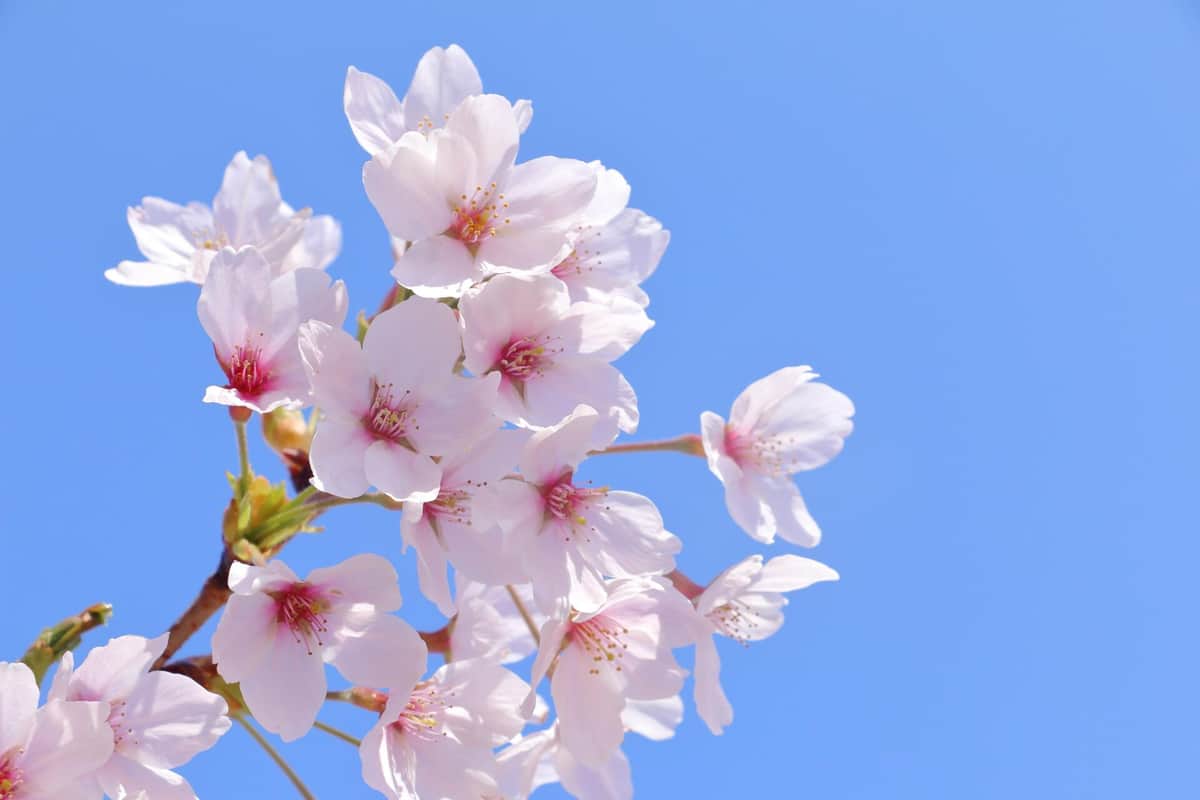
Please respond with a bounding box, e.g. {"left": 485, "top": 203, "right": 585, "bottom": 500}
{"left": 20, "top": 603, "right": 113, "bottom": 684}
{"left": 261, "top": 408, "right": 310, "bottom": 456}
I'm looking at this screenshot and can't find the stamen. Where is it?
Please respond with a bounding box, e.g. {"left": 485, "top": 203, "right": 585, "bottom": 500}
{"left": 724, "top": 426, "right": 802, "bottom": 477}
{"left": 268, "top": 583, "right": 333, "bottom": 654}
{"left": 707, "top": 600, "right": 761, "bottom": 646}
{"left": 389, "top": 682, "right": 456, "bottom": 743}
{"left": 497, "top": 335, "right": 558, "bottom": 381}
{"left": 0, "top": 755, "right": 24, "bottom": 800}
{"left": 446, "top": 183, "right": 508, "bottom": 251}
{"left": 569, "top": 615, "right": 630, "bottom": 675}
{"left": 224, "top": 341, "right": 271, "bottom": 397}
{"left": 364, "top": 381, "right": 416, "bottom": 444}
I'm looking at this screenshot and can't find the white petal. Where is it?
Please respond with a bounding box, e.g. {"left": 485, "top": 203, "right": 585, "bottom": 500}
{"left": 519, "top": 405, "right": 599, "bottom": 484}
{"left": 0, "top": 662, "right": 38, "bottom": 754}
{"left": 299, "top": 320, "right": 371, "bottom": 418}
{"left": 502, "top": 157, "right": 597, "bottom": 229}
{"left": 19, "top": 700, "right": 113, "bottom": 794}
{"left": 283, "top": 214, "right": 342, "bottom": 272}
{"left": 308, "top": 553, "right": 402, "bottom": 611}
{"left": 521, "top": 358, "right": 637, "bottom": 436}
{"left": 403, "top": 44, "right": 484, "bottom": 132}
{"left": 212, "top": 152, "right": 285, "bottom": 249}
{"left": 551, "top": 295, "right": 653, "bottom": 362}
{"left": 753, "top": 554, "right": 840, "bottom": 592}
{"left": 363, "top": 134, "right": 453, "bottom": 242}
{"left": 552, "top": 645, "right": 626, "bottom": 768}
{"left": 729, "top": 365, "right": 818, "bottom": 432}
{"left": 364, "top": 440, "right": 442, "bottom": 502}
{"left": 126, "top": 198, "right": 207, "bottom": 268}
{"left": 754, "top": 475, "right": 822, "bottom": 547}
{"left": 365, "top": 298, "right": 463, "bottom": 392}
{"left": 119, "top": 671, "right": 230, "bottom": 768}
{"left": 444, "top": 94, "right": 519, "bottom": 185}
{"left": 67, "top": 634, "right": 164, "bottom": 702}
{"left": 459, "top": 274, "right": 570, "bottom": 375}
{"left": 750, "top": 381, "right": 856, "bottom": 472}
{"left": 104, "top": 260, "right": 190, "bottom": 287}
{"left": 556, "top": 742, "right": 633, "bottom": 800}
{"left": 390, "top": 235, "right": 479, "bottom": 298}
{"left": 344, "top": 66, "right": 408, "bottom": 155}
{"left": 211, "top": 592, "right": 278, "bottom": 682}
{"left": 693, "top": 635, "right": 733, "bottom": 735}
{"left": 308, "top": 417, "right": 373, "bottom": 498}
{"left": 621, "top": 696, "right": 684, "bottom": 742}
{"left": 97, "top": 757, "right": 197, "bottom": 800}
{"left": 477, "top": 225, "right": 571, "bottom": 272}
{"left": 329, "top": 608, "right": 426, "bottom": 691}
{"left": 237, "top": 629, "right": 326, "bottom": 742}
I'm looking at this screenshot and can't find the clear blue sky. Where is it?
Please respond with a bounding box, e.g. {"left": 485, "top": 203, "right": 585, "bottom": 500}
{"left": 1, "top": 1, "right": 1196, "bottom": 797}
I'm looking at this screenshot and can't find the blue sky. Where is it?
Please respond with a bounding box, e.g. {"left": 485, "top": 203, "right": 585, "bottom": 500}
{"left": 1, "top": 1, "right": 1197, "bottom": 797}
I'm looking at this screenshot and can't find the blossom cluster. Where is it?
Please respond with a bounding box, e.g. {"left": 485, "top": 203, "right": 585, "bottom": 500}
{"left": 1, "top": 45, "right": 855, "bottom": 799}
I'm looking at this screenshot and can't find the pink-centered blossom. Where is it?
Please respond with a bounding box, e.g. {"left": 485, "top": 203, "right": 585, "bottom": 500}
{"left": 358, "top": 659, "right": 529, "bottom": 800}
{"left": 345, "top": 44, "right": 532, "bottom": 156}
{"left": 701, "top": 366, "right": 855, "bottom": 546}
{"left": 363, "top": 95, "right": 595, "bottom": 297}
{"left": 523, "top": 577, "right": 700, "bottom": 768}
{"left": 550, "top": 163, "right": 669, "bottom": 308}
{"left": 211, "top": 555, "right": 426, "bottom": 742}
{"left": 401, "top": 427, "right": 529, "bottom": 614}
{"left": 460, "top": 275, "right": 651, "bottom": 440}
{"left": 299, "top": 298, "right": 499, "bottom": 503}
{"left": 481, "top": 406, "right": 680, "bottom": 614}
{"left": 106, "top": 151, "right": 340, "bottom": 287}
{"left": 691, "top": 555, "right": 838, "bottom": 735}
{"left": 48, "top": 635, "right": 231, "bottom": 800}
{"left": 0, "top": 661, "right": 112, "bottom": 800}
{"left": 197, "top": 246, "right": 347, "bottom": 414}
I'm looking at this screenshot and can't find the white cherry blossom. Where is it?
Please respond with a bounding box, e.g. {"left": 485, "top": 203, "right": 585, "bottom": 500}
{"left": 691, "top": 555, "right": 838, "bottom": 734}
{"left": 701, "top": 366, "right": 855, "bottom": 546}
{"left": 358, "top": 659, "right": 529, "bottom": 800}
{"left": 523, "top": 577, "right": 700, "bottom": 768}
{"left": 0, "top": 661, "right": 112, "bottom": 800}
{"left": 460, "top": 275, "right": 651, "bottom": 439}
{"left": 48, "top": 635, "right": 231, "bottom": 800}
{"left": 345, "top": 44, "right": 532, "bottom": 156}
{"left": 211, "top": 555, "right": 426, "bottom": 742}
{"left": 401, "top": 427, "right": 529, "bottom": 614}
{"left": 363, "top": 95, "right": 595, "bottom": 297}
{"left": 197, "top": 247, "right": 347, "bottom": 414}
{"left": 106, "top": 151, "right": 340, "bottom": 287}
{"left": 299, "top": 298, "right": 499, "bottom": 503}
{"left": 482, "top": 406, "right": 680, "bottom": 614}
{"left": 449, "top": 581, "right": 541, "bottom": 666}
{"left": 550, "top": 163, "right": 669, "bottom": 307}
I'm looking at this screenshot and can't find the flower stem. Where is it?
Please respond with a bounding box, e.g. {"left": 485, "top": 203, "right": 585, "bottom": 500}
{"left": 312, "top": 719, "right": 362, "bottom": 747}
{"left": 506, "top": 585, "right": 540, "bottom": 644}
{"left": 588, "top": 433, "right": 705, "bottom": 458}
{"left": 234, "top": 417, "right": 252, "bottom": 491}
{"left": 233, "top": 715, "right": 316, "bottom": 800}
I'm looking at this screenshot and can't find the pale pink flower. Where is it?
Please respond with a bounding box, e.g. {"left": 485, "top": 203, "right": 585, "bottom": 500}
{"left": 299, "top": 298, "right": 499, "bottom": 503}
{"left": 358, "top": 659, "right": 529, "bottom": 800}
{"left": 211, "top": 555, "right": 426, "bottom": 742}
{"left": 197, "top": 246, "right": 347, "bottom": 414}
{"left": 449, "top": 581, "right": 541, "bottom": 666}
{"left": 401, "top": 427, "right": 529, "bottom": 614}
{"left": 482, "top": 406, "right": 680, "bottom": 614}
{"left": 498, "top": 699, "right": 681, "bottom": 800}
{"left": 692, "top": 555, "right": 838, "bottom": 735}
{"left": 460, "top": 275, "right": 651, "bottom": 439}
{"left": 0, "top": 661, "right": 112, "bottom": 800}
{"left": 550, "top": 163, "right": 669, "bottom": 308}
{"left": 363, "top": 95, "right": 595, "bottom": 297}
{"left": 344, "top": 44, "right": 532, "bottom": 156}
{"left": 106, "top": 151, "right": 340, "bottom": 287}
{"left": 701, "top": 366, "right": 855, "bottom": 546}
{"left": 523, "top": 577, "right": 700, "bottom": 767}
{"left": 48, "top": 635, "right": 231, "bottom": 800}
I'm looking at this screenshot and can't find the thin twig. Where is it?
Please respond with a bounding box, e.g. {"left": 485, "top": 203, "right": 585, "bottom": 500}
{"left": 312, "top": 720, "right": 362, "bottom": 747}
{"left": 588, "top": 433, "right": 705, "bottom": 458}
{"left": 233, "top": 715, "right": 316, "bottom": 800}
{"left": 505, "top": 585, "right": 540, "bottom": 644}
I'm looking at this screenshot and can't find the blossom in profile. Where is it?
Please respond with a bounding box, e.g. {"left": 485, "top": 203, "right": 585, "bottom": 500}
{"left": 299, "top": 298, "right": 498, "bottom": 503}
{"left": 482, "top": 406, "right": 680, "bottom": 614}
{"left": 211, "top": 555, "right": 426, "bottom": 742}
{"left": 460, "top": 275, "right": 651, "bottom": 440}
{"left": 197, "top": 247, "right": 347, "bottom": 414}
{"left": 345, "top": 44, "right": 532, "bottom": 155}
{"left": 0, "top": 661, "right": 113, "bottom": 800}
{"left": 701, "top": 366, "right": 855, "bottom": 546}
{"left": 691, "top": 555, "right": 838, "bottom": 734}
{"left": 550, "top": 163, "right": 669, "bottom": 308}
{"left": 523, "top": 577, "right": 700, "bottom": 768}
{"left": 48, "top": 635, "right": 231, "bottom": 800}
{"left": 358, "top": 659, "right": 529, "bottom": 800}
{"left": 106, "top": 151, "right": 340, "bottom": 287}
{"left": 401, "top": 426, "right": 529, "bottom": 614}
{"left": 363, "top": 95, "right": 595, "bottom": 297}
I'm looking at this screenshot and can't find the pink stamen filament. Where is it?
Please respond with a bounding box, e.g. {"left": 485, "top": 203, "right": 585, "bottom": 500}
{"left": 225, "top": 343, "right": 271, "bottom": 396}
{"left": 270, "top": 583, "right": 333, "bottom": 653}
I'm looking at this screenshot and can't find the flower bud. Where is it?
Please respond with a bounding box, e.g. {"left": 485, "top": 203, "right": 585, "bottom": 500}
{"left": 261, "top": 407, "right": 310, "bottom": 456}
{"left": 20, "top": 603, "right": 113, "bottom": 683}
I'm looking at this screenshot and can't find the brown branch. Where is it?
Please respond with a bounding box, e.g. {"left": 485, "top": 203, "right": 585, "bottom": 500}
{"left": 152, "top": 549, "right": 235, "bottom": 670}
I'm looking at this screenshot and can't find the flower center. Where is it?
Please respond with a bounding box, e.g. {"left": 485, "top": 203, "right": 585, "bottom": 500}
{"left": 106, "top": 699, "right": 136, "bottom": 752}
{"left": 0, "top": 755, "right": 24, "bottom": 800}
{"left": 389, "top": 683, "right": 450, "bottom": 742}
{"left": 192, "top": 227, "right": 229, "bottom": 251}
{"left": 497, "top": 336, "right": 552, "bottom": 382}
{"left": 543, "top": 475, "right": 606, "bottom": 527}
{"left": 225, "top": 342, "right": 271, "bottom": 397}
{"left": 427, "top": 488, "right": 471, "bottom": 527}
{"left": 364, "top": 381, "right": 415, "bottom": 444}
{"left": 723, "top": 426, "right": 790, "bottom": 476}
{"left": 708, "top": 601, "right": 760, "bottom": 646}
{"left": 269, "top": 582, "right": 334, "bottom": 653}
{"left": 447, "top": 183, "right": 509, "bottom": 251}
{"left": 550, "top": 249, "right": 582, "bottom": 280}
{"left": 569, "top": 615, "right": 629, "bottom": 675}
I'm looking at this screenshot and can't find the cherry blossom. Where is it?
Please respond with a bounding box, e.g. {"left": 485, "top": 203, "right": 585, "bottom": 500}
{"left": 701, "top": 366, "right": 855, "bottom": 546}
{"left": 460, "top": 275, "right": 651, "bottom": 439}
{"left": 106, "top": 151, "right": 340, "bottom": 287}
{"left": 358, "top": 658, "right": 530, "bottom": 800}
{"left": 550, "top": 163, "right": 669, "bottom": 307}
{"left": 345, "top": 44, "right": 532, "bottom": 157}
{"left": 196, "top": 247, "right": 347, "bottom": 414}
{"left": 523, "top": 577, "right": 700, "bottom": 768}
{"left": 47, "top": 635, "right": 231, "bottom": 800}
{"left": 449, "top": 581, "right": 541, "bottom": 666}
{"left": 299, "top": 298, "right": 499, "bottom": 503}
{"left": 691, "top": 555, "right": 838, "bottom": 735}
{"left": 0, "top": 661, "right": 112, "bottom": 800}
{"left": 400, "top": 427, "right": 529, "bottom": 614}
{"left": 481, "top": 406, "right": 680, "bottom": 614}
{"left": 363, "top": 95, "right": 596, "bottom": 297}
{"left": 498, "top": 698, "right": 682, "bottom": 800}
{"left": 211, "top": 555, "right": 426, "bottom": 741}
